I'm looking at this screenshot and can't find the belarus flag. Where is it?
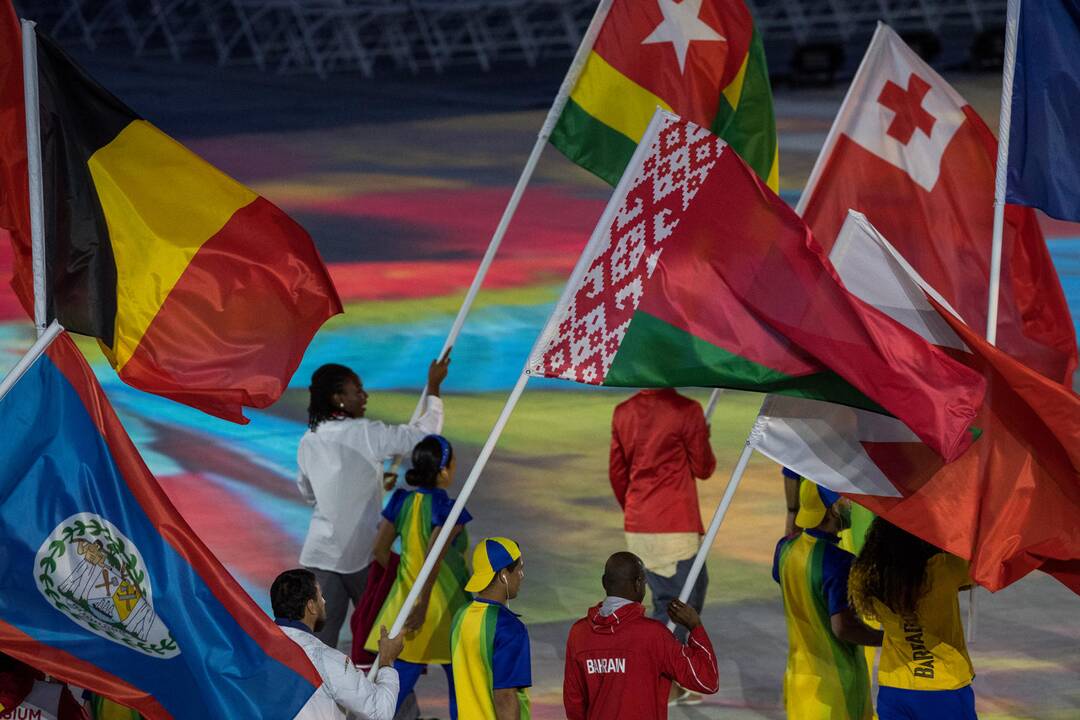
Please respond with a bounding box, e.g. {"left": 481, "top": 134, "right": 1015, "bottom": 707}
{"left": 798, "top": 23, "right": 1077, "bottom": 385}
{"left": 530, "top": 111, "right": 985, "bottom": 462}
{"left": 751, "top": 212, "right": 1080, "bottom": 594}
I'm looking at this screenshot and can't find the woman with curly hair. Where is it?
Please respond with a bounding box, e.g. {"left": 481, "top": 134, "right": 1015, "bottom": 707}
{"left": 296, "top": 356, "right": 450, "bottom": 649}
{"left": 849, "top": 518, "right": 977, "bottom": 719}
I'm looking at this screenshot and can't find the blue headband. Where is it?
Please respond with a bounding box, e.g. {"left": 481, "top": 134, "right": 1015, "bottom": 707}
{"left": 424, "top": 434, "right": 451, "bottom": 470}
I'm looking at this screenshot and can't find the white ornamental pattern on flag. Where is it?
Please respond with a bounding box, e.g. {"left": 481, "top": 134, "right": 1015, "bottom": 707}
{"left": 531, "top": 116, "right": 724, "bottom": 384}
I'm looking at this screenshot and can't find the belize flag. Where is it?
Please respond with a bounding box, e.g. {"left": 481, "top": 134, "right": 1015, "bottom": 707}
{"left": 0, "top": 331, "right": 321, "bottom": 718}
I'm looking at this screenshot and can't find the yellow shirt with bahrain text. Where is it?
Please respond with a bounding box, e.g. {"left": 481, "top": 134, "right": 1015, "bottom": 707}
{"left": 871, "top": 553, "right": 974, "bottom": 690}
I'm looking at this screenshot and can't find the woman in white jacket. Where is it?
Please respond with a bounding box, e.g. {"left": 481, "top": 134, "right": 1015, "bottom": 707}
{"left": 296, "top": 355, "right": 450, "bottom": 648}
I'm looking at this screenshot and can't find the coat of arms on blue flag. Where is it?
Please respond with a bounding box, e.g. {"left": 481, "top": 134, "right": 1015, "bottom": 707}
{"left": 36, "top": 514, "right": 177, "bottom": 658}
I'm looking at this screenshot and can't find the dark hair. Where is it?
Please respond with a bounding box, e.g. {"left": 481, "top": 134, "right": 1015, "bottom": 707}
{"left": 850, "top": 518, "right": 940, "bottom": 619}
{"left": 405, "top": 435, "right": 454, "bottom": 488}
{"left": 270, "top": 568, "right": 318, "bottom": 620}
{"left": 307, "top": 364, "right": 356, "bottom": 431}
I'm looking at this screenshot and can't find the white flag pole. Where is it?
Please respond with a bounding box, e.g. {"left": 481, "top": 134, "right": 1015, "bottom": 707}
{"left": 21, "top": 20, "right": 47, "bottom": 337}
{"left": 701, "top": 388, "right": 724, "bottom": 424}
{"left": 667, "top": 434, "right": 756, "bottom": 632}
{"left": 365, "top": 99, "right": 653, "bottom": 675}
{"left": 0, "top": 320, "right": 63, "bottom": 403}
{"left": 970, "top": 0, "right": 1022, "bottom": 644}
{"left": 384, "top": 0, "right": 616, "bottom": 480}
{"left": 987, "top": 0, "right": 1021, "bottom": 349}
{"left": 795, "top": 22, "right": 887, "bottom": 217}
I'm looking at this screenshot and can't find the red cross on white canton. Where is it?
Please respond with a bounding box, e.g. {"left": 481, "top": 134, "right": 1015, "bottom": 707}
{"left": 877, "top": 73, "right": 936, "bottom": 145}
{"left": 532, "top": 117, "right": 725, "bottom": 384}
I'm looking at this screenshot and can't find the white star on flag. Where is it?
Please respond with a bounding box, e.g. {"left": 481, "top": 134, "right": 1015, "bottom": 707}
{"left": 642, "top": 0, "right": 725, "bottom": 73}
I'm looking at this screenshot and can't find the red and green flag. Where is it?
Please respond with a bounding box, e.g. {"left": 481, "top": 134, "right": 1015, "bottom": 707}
{"left": 550, "top": 0, "right": 778, "bottom": 189}
{"left": 529, "top": 111, "right": 985, "bottom": 462}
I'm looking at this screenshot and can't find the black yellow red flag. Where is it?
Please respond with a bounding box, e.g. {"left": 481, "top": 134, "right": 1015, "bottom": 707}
{"left": 0, "top": 5, "right": 342, "bottom": 422}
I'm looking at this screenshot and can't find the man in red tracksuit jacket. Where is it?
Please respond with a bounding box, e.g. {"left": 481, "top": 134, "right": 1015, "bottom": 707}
{"left": 563, "top": 552, "right": 719, "bottom": 719}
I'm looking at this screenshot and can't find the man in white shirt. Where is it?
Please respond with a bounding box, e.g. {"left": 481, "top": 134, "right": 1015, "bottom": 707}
{"left": 272, "top": 569, "right": 403, "bottom": 720}
{"left": 297, "top": 357, "right": 449, "bottom": 648}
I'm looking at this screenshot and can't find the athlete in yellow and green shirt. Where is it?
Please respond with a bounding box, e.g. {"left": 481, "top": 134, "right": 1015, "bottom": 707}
{"left": 773, "top": 481, "right": 883, "bottom": 720}
{"left": 366, "top": 435, "right": 471, "bottom": 718}
{"left": 451, "top": 537, "right": 531, "bottom": 720}
{"left": 850, "top": 518, "right": 978, "bottom": 719}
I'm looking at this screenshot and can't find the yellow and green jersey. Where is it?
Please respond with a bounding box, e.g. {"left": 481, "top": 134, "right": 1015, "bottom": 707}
{"left": 773, "top": 530, "right": 872, "bottom": 720}
{"left": 365, "top": 487, "right": 471, "bottom": 664}
{"left": 450, "top": 598, "right": 531, "bottom": 720}
{"left": 872, "top": 553, "right": 974, "bottom": 691}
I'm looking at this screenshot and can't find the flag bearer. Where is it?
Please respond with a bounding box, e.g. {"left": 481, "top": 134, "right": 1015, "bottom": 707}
{"left": 296, "top": 355, "right": 450, "bottom": 648}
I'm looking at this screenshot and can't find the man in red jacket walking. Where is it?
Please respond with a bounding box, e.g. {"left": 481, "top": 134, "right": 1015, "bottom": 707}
{"left": 563, "top": 552, "right": 719, "bottom": 719}
{"left": 610, "top": 389, "right": 716, "bottom": 640}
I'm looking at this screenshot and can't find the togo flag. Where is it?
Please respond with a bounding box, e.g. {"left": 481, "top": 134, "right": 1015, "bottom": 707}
{"left": 0, "top": 332, "right": 323, "bottom": 717}
{"left": 0, "top": 8, "right": 342, "bottom": 423}
{"left": 1006, "top": 0, "right": 1080, "bottom": 222}
{"left": 550, "top": 0, "right": 777, "bottom": 189}
{"left": 530, "top": 110, "right": 985, "bottom": 462}
{"left": 751, "top": 212, "right": 1080, "bottom": 593}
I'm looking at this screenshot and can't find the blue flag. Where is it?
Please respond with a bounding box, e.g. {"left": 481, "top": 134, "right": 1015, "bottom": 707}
{"left": 1006, "top": 0, "right": 1080, "bottom": 221}
{"left": 0, "top": 333, "right": 320, "bottom": 718}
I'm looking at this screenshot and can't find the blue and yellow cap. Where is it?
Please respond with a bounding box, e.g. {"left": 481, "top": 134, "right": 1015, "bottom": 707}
{"left": 795, "top": 480, "right": 842, "bottom": 529}
{"left": 466, "top": 537, "right": 521, "bottom": 592}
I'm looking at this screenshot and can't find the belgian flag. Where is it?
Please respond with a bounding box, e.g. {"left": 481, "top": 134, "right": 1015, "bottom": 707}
{"left": 0, "top": 7, "right": 342, "bottom": 422}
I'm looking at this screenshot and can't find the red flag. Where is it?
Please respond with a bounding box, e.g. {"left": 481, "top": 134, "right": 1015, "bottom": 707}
{"left": 753, "top": 214, "right": 1080, "bottom": 593}
{"left": 856, "top": 305, "right": 1080, "bottom": 592}
{"left": 799, "top": 23, "right": 1077, "bottom": 384}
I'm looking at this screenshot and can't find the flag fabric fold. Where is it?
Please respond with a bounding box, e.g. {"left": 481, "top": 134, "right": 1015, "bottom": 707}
{"left": 1006, "top": 0, "right": 1080, "bottom": 222}
{"left": 0, "top": 331, "right": 322, "bottom": 718}
{"left": 799, "top": 22, "right": 1076, "bottom": 384}
{"left": 530, "top": 110, "right": 985, "bottom": 462}
{"left": 550, "top": 0, "right": 777, "bottom": 190}
{"left": 0, "top": 7, "right": 342, "bottom": 423}
{"left": 752, "top": 213, "right": 1080, "bottom": 593}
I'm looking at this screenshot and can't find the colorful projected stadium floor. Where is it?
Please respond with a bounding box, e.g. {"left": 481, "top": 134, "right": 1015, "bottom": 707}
{"left": 0, "top": 58, "right": 1077, "bottom": 719}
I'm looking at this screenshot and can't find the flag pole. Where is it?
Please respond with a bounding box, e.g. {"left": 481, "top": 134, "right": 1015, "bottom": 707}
{"left": 0, "top": 320, "right": 63, "bottom": 403}
{"left": 384, "top": 0, "right": 616, "bottom": 479}
{"left": 702, "top": 388, "right": 724, "bottom": 423}
{"left": 987, "top": 0, "right": 1021, "bottom": 348}
{"left": 21, "top": 20, "right": 47, "bottom": 337}
{"left": 795, "top": 22, "right": 887, "bottom": 217}
{"left": 666, "top": 434, "right": 756, "bottom": 632}
{"left": 971, "top": 0, "right": 1022, "bottom": 644}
